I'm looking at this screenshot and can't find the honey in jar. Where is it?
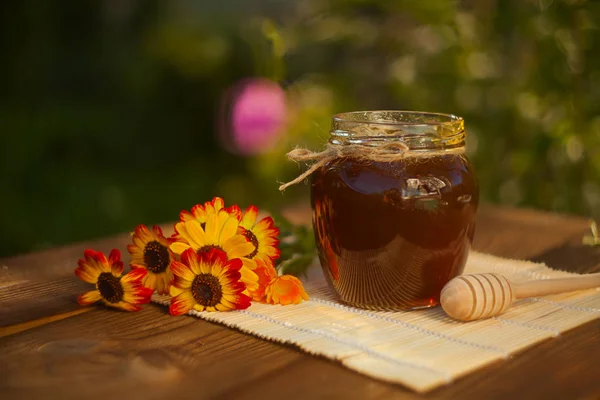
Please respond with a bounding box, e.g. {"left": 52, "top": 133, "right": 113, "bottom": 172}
{"left": 310, "top": 111, "right": 478, "bottom": 310}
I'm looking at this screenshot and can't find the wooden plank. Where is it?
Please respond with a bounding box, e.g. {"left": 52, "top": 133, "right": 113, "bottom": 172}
{"left": 0, "top": 205, "right": 599, "bottom": 400}
{"left": 219, "top": 355, "right": 393, "bottom": 400}
{"left": 1, "top": 306, "right": 305, "bottom": 399}
{"left": 473, "top": 205, "right": 592, "bottom": 262}
{"left": 1, "top": 308, "right": 93, "bottom": 338}
{"left": 429, "top": 319, "right": 600, "bottom": 400}
{"left": 0, "top": 277, "right": 90, "bottom": 327}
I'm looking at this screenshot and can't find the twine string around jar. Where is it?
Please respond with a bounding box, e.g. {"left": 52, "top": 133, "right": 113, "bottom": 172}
{"left": 279, "top": 140, "right": 464, "bottom": 191}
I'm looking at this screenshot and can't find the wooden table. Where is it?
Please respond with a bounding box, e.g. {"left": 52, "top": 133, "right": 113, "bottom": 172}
{"left": 1, "top": 205, "right": 599, "bottom": 399}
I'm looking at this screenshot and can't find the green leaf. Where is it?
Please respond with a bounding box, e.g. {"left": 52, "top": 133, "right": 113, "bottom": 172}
{"left": 277, "top": 254, "right": 316, "bottom": 278}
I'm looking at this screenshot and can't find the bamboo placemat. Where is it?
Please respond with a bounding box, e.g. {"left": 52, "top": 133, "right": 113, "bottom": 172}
{"left": 152, "top": 251, "right": 600, "bottom": 393}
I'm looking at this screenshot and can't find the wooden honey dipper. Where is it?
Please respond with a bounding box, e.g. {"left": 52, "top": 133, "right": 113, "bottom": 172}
{"left": 440, "top": 272, "right": 600, "bottom": 321}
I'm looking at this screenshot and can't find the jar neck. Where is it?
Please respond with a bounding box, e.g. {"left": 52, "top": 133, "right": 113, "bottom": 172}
{"left": 329, "top": 111, "right": 465, "bottom": 151}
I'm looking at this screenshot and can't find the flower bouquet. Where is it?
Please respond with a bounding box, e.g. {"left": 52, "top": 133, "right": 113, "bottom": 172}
{"left": 75, "top": 197, "right": 310, "bottom": 314}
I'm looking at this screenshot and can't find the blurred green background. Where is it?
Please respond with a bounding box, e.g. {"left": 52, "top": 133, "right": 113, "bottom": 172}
{"left": 2, "top": 0, "right": 600, "bottom": 258}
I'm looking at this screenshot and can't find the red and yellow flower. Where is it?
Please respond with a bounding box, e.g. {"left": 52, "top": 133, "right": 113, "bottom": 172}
{"left": 75, "top": 249, "right": 153, "bottom": 311}
{"left": 169, "top": 248, "right": 251, "bottom": 314}
{"left": 127, "top": 225, "right": 175, "bottom": 295}
{"left": 239, "top": 205, "right": 280, "bottom": 264}
{"left": 265, "top": 275, "right": 309, "bottom": 305}
{"left": 171, "top": 208, "right": 259, "bottom": 292}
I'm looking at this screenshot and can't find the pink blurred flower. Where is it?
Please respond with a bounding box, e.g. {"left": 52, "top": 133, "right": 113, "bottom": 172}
{"left": 220, "top": 78, "right": 287, "bottom": 155}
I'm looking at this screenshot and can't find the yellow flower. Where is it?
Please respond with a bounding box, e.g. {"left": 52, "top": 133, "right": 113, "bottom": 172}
{"left": 169, "top": 248, "right": 251, "bottom": 314}
{"left": 239, "top": 205, "right": 280, "bottom": 264}
{"left": 127, "top": 225, "right": 175, "bottom": 295}
{"left": 265, "top": 275, "right": 309, "bottom": 305}
{"left": 171, "top": 208, "right": 259, "bottom": 292}
{"left": 75, "top": 249, "right": 153, "bottom": 312}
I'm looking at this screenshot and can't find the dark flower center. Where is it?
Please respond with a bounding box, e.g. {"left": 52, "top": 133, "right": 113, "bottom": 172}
{"left": 143, "top": 241, "right": 171, "bottom": 273}
{"left": 198, "top": 245, "right": 224, "bottom": 254}
{"left": 244, "top": 230, "right": 259, "bottom": 259}
{"left": 191, "top": 274, "right": 223, "bottom": 307}
{"left": 97, "top": 272, "right": 124, "bottom": 303}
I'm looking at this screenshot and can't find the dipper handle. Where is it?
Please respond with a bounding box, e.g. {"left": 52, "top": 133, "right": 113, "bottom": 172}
{"left": 513, "top": 273, "right": 600, "bottom": 299}
{"left": 440, "top": 272, "right": 600, "bottom": 321}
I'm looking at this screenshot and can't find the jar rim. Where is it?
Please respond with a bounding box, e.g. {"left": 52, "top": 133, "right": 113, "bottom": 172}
{"left": 330, "top": 110, "right": 465, "bottom": 150}
{"left": 332, "top": 110, "right": 463, "bottom": 129}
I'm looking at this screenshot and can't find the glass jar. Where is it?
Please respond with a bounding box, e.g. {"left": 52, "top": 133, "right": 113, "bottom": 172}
{"left": 311, "top": 111, "right": 478, "bottom": 310}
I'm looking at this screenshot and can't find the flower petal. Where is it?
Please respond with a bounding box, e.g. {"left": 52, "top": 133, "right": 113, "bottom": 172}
{"left": 170, "top": 285, "right": 185, "bottom": 297}
{"left": 132, "top": 235, "right": 146, "bottom": 249}
{"left": 255, "top": 250, "right": 280, "bottom": 265}
{"left": 239, "top": 266, "right": 259, "bottom": 291}
{"left": 170, "top": 241, "right": 191, "bottom": 255}
{"left": 201, "top": 248, "right": 229, "bottom": 268}
{"left": 142, "top": 272, "right": 157, "bottom": 290}
{"left": 224, "top": 239, "right": 255, "bottom": 259}
{"left": 110, "top": 260, "right": 125, "bottom": 277}
{"left": 230, "top": 292, "right": 251, "bottom": 310}
{"left": 212, "top": 197, "right": 225, "bottom": 210}
{"left": 152, "top": 225, "right": 165, "bottom": 239}
{"left": 173, "top": 221, "right": 193, "bottom": 245}
{"left": 212, "top": 257, "right": 239, "bottom": 278}
{"left": 241, "top": 205, "right": 259, "bottom": 229}
{"left": 223, "top": 293, "right": 249, "bottom": 310}
{"left": 154, "top": 274, "right": 170, "bottom": 295}
{"left": 219, "top": 215, "right": 239, "bottom": 243}
{"left": 247, "top": 259, "right": 278, "bottom": 301}
{"left": 205, "top": 197, "right": 225, "bottom": 216}
{"left": 77, "top": 290, "right": 101, "bottom": 306}
{"left": 127, "top": 244, "right": 143, "bottom": 256}
{"left": 255, "top": 216, "right": 277, "bottom": 232}
{"left": 215, "top": 303, "right": 231, "bottom": 311}
{"left": 171, "top": 259, "right": 196, "bottom": 283}
{"left": 185, "top": 220, "right": 208, "bottom": 247}
{"left": 105, "top": 300, "right": 142, "bottom": 312}
{"left": 204, "top": 213, "right": 219, "bottom": 244}
{"left": 122, "top": 285, "right": 153, "bottom": 304}
{"left": 121, "top": 268, "right": 146, "bottom": 285}
{"left": 170, "top": 291, "right": 196, "bottom": 316}
{"left": 182, "top": 248, "right": 203, "bottom": 275}
{"left": 108, "top": 249, "right": 122, "bottom": 266}
{"left": 147, "top": 270, "right": 172, "bottom": 295}
{"left": 83, "top": 250, "right": 110, "bottom": 273}
{"left": 135, "top": 225, "right": 154, "bottom": 241}
{"left": 225, "top": 205, "right": 242, "bottom": 220}
{"left": 240, "top": 257, "right": 258, "bottom": 271}
{"left": 225, "top": 257, "right": 243, "bottom": 272}
{"left": 88, "top": 249, "right": 108, "bottom": 265}
{"left": 74, "top": 263, "right": 101, "bottom": 284}
{"left": 180, "top": 209, "right": 196, "bottom": 222}
{"left": 222, "top": 235, "right": 250, "bottom": 253}
{"left": 172, "top": 272, "right": 193, "bottom": 289}
{"left": 190, "top": 204, "right": 207, "bottom": 222}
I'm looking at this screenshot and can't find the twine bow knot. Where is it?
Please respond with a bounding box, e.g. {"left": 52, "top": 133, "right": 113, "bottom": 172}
{"left": 278, "top": 141, "right": 412, "bottom": 191}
